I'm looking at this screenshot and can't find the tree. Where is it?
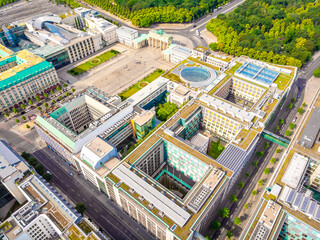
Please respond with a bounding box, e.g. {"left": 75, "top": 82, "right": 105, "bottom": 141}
{"left": 291, "top": 98, "right": 296, "bottom": 103}
{"left": 219, "top": 207, "right": 230, "bottom": 218}
{"left": 21, "top": 104, "right": 26, "bottom": 110}
{"left": 238, "top": 181, "right": 244, "bottom": 188}
{"left": 50, "top": 89, "right": 55, "bottom": 94}
{"left": 43, "top": 172, "right": 53, "bottom": 182}
{"left": 229, "top": 194, "right": 238, "bottom": 202}
{"left": 58, "top": 96, "right": 62, "bottom": 101}
{"left": 287, "top": 103, "right": 293, "bottom": 109}
{"left": 66, "top": 92, "right": 70, "bottom": 97}
{"left": 313, "top": 67, "right": 320, "bottom": 77}
{"left": 234, "top": 217, "right": 241, "bottom": 225}
{"left": 13, "top": 108, "right": 18, "bottom": 114}
{"left": 56, "top": 86, "right": 61, "bottom": 91}
{"left": 44, "top": 103, "right": 49, "bottom": 108}
{"left": 35, "top": 95, "right": 40, "bottom": 102}
{"left": 52, "top": 99, "right": 56, "bottom": 104}
{"left": 274, "top": 125, "right": 280, "bottom": 132}
{"left": 43, "top": 93, "right": 48, "bottom": 98}
{"left": 37, "top": 106, "right": 42, "bottom": 112}
{"left": 4, "top": 112, "right": 9, "bottom": 118}
{"left": 22, "top": 116, "right": 26, "bottom": 121}
{"left": 279, "top": 118, "right": 284, "bottom": 125}
{"left": 16, "top": 119, "right": 20, "bottom": 123}
{"left": 256, "top": 151, "right": 264, "bottom": 157}
{"left": 276, "top": 148, "right": 281, "bottom": 154}
{"left": 258, "top": 179, "right": 264, "bottom": 186}
{"left": 21, "top": 152, "right": 30, "bottom": 159}
{"left": 289, "top": 123, "right": 295, "bottom": 130}
{"left": 226, "top": 230, "right": 233, "bottom": 239}
{"left": 252, "top": 190, "right": 257, "bottom": 196}
{"left": 156, "top": 102, "right": 178, "bottom": 121}
{"left": 28, "top": 99, "right": 33, "bottom": 105}
{"left": 35, "top": 164, "right": 44, "bottom": 175}
{"left": 285, "top": 130, "right": 291, "bottom": 136}
{"left": 28, "top": 157, "right": 37, "bottom": 166}
{"left": 252, "top": 161, "right": 258, "bottom": 167}
{"left": 72, "top": 88, "right": 76, "bottom": 92}
{"left": 297, "top": 107, "right": 304, "bottom": 114}
{"left": 244, "top": 203, "right": 249, "bottom": 209}
{"left": 264, "top": 142, "right": 270, "bottom": 149}
{"left": 211, "top": 220, "right": 221, "bottom": 230}
{"left": 63, "top": 83, "right": 68, "bottom": 87}
{"left": 270, "top": 158, "right": 276, "bottom": 164}
{"left": 75, "top": 202, "right": 87, "bottom": 216}
{"left": 302, "top": 102, "right": 307, "bottom": 108}
{"left": 26, "top": 124, "right": 30, "bottom": 129}
{"left": 245, "top": 172, "right": 250, "bottom": 178}
{"left": 264, "top": 168, "right": 270, "bottom": 175}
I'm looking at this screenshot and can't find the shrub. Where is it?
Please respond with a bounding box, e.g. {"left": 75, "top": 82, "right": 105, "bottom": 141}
{"left": 313, "top": 67, "right": 320, "bottom": 77}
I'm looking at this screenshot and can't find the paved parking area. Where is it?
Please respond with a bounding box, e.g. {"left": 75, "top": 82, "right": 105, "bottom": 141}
{"left": 0, "top": 0, "right": 69, "bottom": 25}
{"left": 58, "top": 44, "right": 175, "bottom": 95}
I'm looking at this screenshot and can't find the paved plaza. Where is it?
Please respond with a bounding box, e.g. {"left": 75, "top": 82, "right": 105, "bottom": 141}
{"left": 58, "top": 44, "right": 175, "bottom": 95}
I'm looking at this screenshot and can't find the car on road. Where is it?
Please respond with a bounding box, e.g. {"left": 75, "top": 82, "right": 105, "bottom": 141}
{"left": 69, "top": 171, "right": 73, "bottom": 176}
{"left": 214, "top": 9, "right": 218, "bottom": 12}
{"left": 196, "top": 30, "right": 200, "bottom": 36}
{"left": 293, "top": 116, "right": 297, "bottom": 123}
{"left": 25, "top": 109, "right": 31, "bottom": 113}
{"left": 297, "top": 93, "right": 301, "bottom": 98}
{"left": 193, "top": 25, "right": 196, "bottom": 28}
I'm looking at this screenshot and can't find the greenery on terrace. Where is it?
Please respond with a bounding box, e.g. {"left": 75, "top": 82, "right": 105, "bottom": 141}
{"left": 78, "top": 220, "right": 93, "bottom": 235}
{"left": 68, "top": 50, "right": 120, "bottom": 76}
{"left": 0, "top": 221, "right": 12, "bottom": 231}
{"left": 207, "top": 138, "right": 225, "bottom": 159}
{"left": 118, "top": 69, "right": 164, "bottom": 100}
{"left": 274, "top": 73, "right": 292, "bottom": 90}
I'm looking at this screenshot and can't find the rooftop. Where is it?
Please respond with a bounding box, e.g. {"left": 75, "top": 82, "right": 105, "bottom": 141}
{"left": 298, "top": 107, "right": 320, "bottom": 149}
{"left": 133, "top": 110, "right": 154, "bottom": 126}
{"left": 85, "top": 137, "right": 114, "bottom": 158}
{"left": 0, "top": 48, "right": 53, "bottom": 90}
{"left": 281, "top": 152, "right": 309, "bottom": 189}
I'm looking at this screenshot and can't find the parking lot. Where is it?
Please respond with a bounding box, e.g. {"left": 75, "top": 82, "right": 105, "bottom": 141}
{"left": 58, "top": 44, "right": 175, "bottom": 95}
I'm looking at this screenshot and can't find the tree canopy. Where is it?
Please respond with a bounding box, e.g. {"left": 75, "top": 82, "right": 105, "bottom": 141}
{"left": 156, "top": 102, "right": 177, "bottom": 121}
{"left": 206, "top": 0, "right": 320, "bottom": 68}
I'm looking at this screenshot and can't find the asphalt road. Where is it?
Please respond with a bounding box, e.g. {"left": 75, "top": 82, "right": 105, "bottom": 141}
{"left": 32, "top": 149, "right": 144, "bottom": 240}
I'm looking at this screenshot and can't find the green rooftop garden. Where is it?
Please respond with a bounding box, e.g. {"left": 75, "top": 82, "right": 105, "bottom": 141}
{"left": 274, "top": 73, "right": 292, "bottom": 90}
{"left": 78, "top": 220, "right": 93, "bottom": 235}
{"left": 119, "top": 69, "right": 164, "bottom": 100}
{"left": 68, "top": 50, "right": 120, "bottom": 76}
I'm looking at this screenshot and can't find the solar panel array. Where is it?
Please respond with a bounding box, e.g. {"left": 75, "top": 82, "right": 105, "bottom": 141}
{"left": 215, "top": 144, "right": 247, "bottom": 173}
{"left": 281, "top": 187, "right": 320, "bottom": 221}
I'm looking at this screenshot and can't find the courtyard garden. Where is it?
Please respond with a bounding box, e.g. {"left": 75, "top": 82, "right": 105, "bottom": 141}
{"left": 68, "top": 49, "right": 120, "bottom": 76}
{"left": 208, "top": 138, "right": 225, "bottom": 159}
{"left": 119, "top": 68, "right": 164, "bottom": 100}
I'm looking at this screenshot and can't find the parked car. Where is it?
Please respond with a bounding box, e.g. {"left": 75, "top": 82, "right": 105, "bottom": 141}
{"left": 69, "top": 171, "right": 73, "bottom": 176}
{"left": 297, "top": 93, "right": 301, "bottom": 98}
{"left": 293, "top": 116, "right": 297, "bottom": 123}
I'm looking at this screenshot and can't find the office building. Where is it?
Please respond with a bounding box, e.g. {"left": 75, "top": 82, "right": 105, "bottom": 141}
{"left": 116, "top": 26, "right": 138, "bottom": 47}
{"left": 0, "top": 45, "right": 59, "bottom": 112}
{"left": 84, "top": 14, "right": 118, "bottom": 46}
{"left": 25, "top": 14, "right": 103, "bottom": 63}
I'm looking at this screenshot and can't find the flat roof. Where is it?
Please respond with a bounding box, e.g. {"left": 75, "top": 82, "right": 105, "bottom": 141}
{"left": 281, "top": 152, "right": 309, "bottom": 189}
{"left": 85, "top": 137, "right": 114, "bottom": 158}
{"left": 0, "top": 140, "right": 24, "bottom": 165}
{"left": 199, "top": 94, "right": 255, "bottom": 123}
{"left": 133, "top": 110, "right": 154, "bottom": 126}
{"left": 298, "top": 107, "right": 320, "bottom": 148}
{"left": 113, "top": 164, "right": 191, "bottom": 227}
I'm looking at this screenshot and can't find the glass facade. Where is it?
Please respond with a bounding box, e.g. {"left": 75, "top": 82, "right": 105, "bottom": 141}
{"left": 279, "top": 214, "right": 320, "bottom": 240}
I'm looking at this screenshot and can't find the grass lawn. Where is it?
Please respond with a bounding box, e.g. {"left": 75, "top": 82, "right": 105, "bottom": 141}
{"left": 68, "top": 50, "right": 120, "bottom": 76}
{"left": 274, "top": 73, "right": 292, "bottom": 90}
{"left": 119, "top": 69, "right": 164, "bottom": 100}
{"left": 207, "top": 140, "right": 225, "bottom": 159}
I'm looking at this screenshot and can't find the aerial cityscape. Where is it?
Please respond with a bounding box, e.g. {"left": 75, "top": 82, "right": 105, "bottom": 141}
{"left": 0, "top": 0, "right": 319, "bottom": 239}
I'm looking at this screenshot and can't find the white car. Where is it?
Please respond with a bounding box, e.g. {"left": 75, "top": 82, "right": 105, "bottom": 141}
{"left": 196, "top": 30, "right": 200, "bottom": 36}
